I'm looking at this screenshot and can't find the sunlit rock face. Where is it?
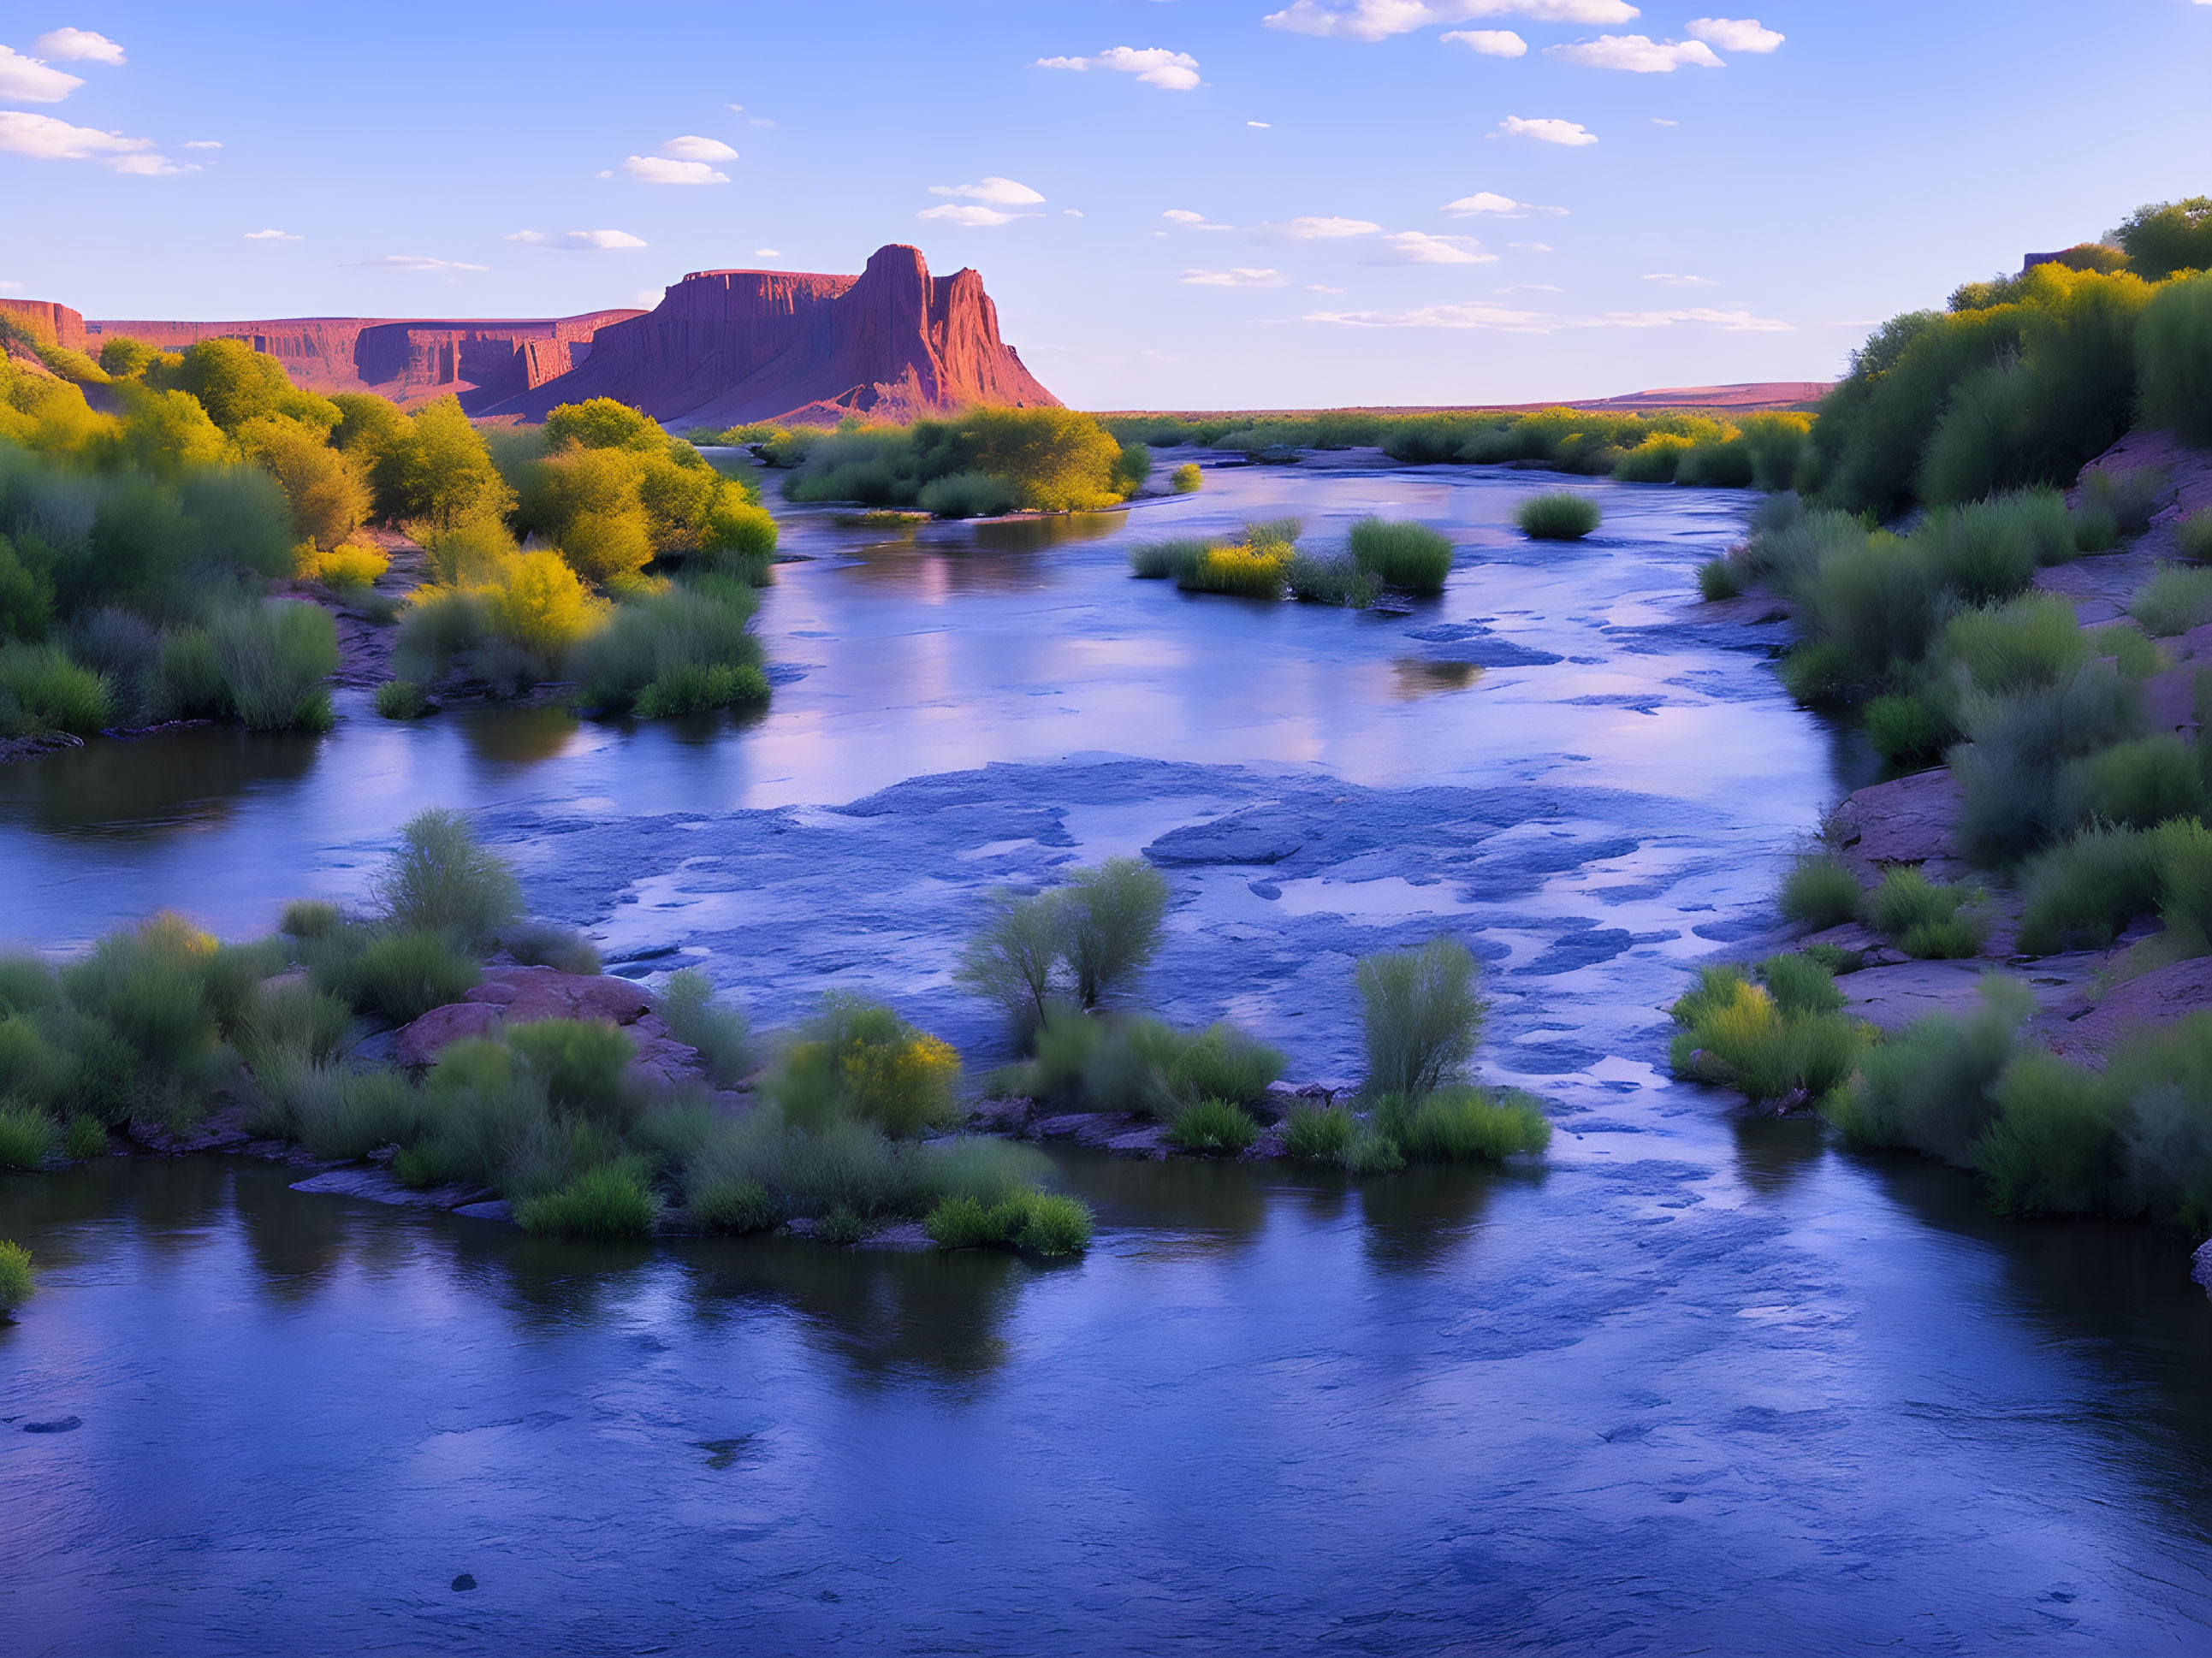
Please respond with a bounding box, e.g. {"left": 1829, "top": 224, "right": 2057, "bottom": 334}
{"left": 484, "top": 243, "right": 1061, "bottom": 427}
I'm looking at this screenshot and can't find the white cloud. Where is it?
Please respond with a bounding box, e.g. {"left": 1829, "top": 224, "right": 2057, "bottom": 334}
{"left": 1182, "top": 268, "right": 1286, "bottom": 287}
{"left": 749, "top": 116, "right": 774, "bottom": 127}
{"left": 1442, "top": 192, "right": 1566, "bottom": 216}
{"left": 1264, "top": 1, "right": 1638, "bottom": 41}
{"left": 1308, "top": 300, "right": 1552, "bottom": 329}
{"left": 0, "top": 280, "right": 20, "bottom": 292}
{"left": 1498, "top": 115, "right": 1598, "bottom": 145}
{"left": 1278, "top": 215, "right": 1382, "bottom": 238}
{"left": 1033, "top": 47, "right": 1201, "bottom": 91}
{"left": 182, "top": 139, "right": 222, "bottom": 148}
{"left": 1642, "top": 272, "right": 1715, "bottom": 286}
{"left": 1248, "top": 120, "right": 1272, "bottom": 127}
{"left": 1495, "top": 283, "right": 1563, "bottom": 293}
{"left": 0, "top": 45, "right": 85, "bottom": 102}
{"left": 1651, "top": 116, "right": 1679, "bottom": 125}
{"left": 33, "top": 27, "right": 124, "bottom": 63}
{"left": 1442, "top": 29, "right": 1527, "bottom": 56}
{"left": 0, "top": 110, "right": 156, "bottom": 163}
{"left": 727, "top": 104, "right": 744, "bottom": 112}
{"left": 1307, "top": 283, "right": 1346, "bottom": 293}
{"left": 1063, "top": 208, "right": 1084, "bottom": 216}
{"left": 660, "top": 135, "right": 738, "bottom": 162}
{"left": 345, "top": 255, "right": 489, "bottom": 272}
{"left": 1545, "top": 34, "right": 1724, "bottom": 71}
{"left": 109, "top": 153, "right": 199, "bottom": 175}
{"left": 1509, "top": 241, "right": 1554, "bottom": 252}
{"left": 565, "top": 228, "right": 647, "bottom": 249}
{"left": 754, "top": 248, "right": 780, "bottom": 258}
{"left": 1686, "top": 16, "right": 1783, "bottom": 51}
{"left": 1382, "top": 230, "right": 1496, "bottom": 264}
{"left": 917, "top": 203, "right": 1024, "bottom": 227}
{"left": 621, "top": 156, "right": 727, "bottom": 185}
{"left": 929, "top": 176, "right": 1045, "bottom": 205}
{"left": 1163, "top": 208, "right": 1232, "bottom": 229}
{"left": 244, "top": 228, "right": 300, "bottom": 240}
{"left": 1592, "top": 307, "right": 1790, "bottom": 330}
{"left": 505, "top": 230, "right": 547, "bottom": 244}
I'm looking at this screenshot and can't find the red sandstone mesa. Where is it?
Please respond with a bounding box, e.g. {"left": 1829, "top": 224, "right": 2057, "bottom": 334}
{"left": 3, "top": 244, "right": 1059, "bottom": 428}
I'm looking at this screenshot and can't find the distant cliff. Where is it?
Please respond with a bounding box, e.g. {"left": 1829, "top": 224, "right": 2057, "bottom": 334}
{"left": 483, "top": 244, "right": 1061, "bottom": 426}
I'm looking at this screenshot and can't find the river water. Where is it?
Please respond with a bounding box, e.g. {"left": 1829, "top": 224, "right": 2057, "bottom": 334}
{"left": 3, "top": 460, "right": 2209, "bottom": 1655}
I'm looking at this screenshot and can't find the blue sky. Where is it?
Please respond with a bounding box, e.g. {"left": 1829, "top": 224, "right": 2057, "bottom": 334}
{"left": 4, "top": 1, "right": 2211, "bottom": 408}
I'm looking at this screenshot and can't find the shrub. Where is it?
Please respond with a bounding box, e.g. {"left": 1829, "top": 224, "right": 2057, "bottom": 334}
{"left": 1075, "top": 1014, "right": 1189, "bottom": 1117}
{"left": 1168, "top": 1022, "right": 1285, "bottom": 1108}
{"left": 2071, "top": 503, "right": 2120, "bottom": 553}
{"left": 1696, "top": 558, "right": 1745, "bottom": 601}
{"left": 956, "top": 889, "right": 1064, "bottom": 1035}
{"left": 1828, "top": 977, "right": 2027, "bottom": 1161}
{"left": 1012, "top": 1191, "right": 1093, "bottom": 1254}
{"left": 1863, "top": 867, "right": 1967, "bottom": 938}
{"left": 373, "top": 679, "right": 427, "bottom": 719}
{"left": 1284, "top": 1103, "right": 1356, "bottom": 1163}
{"left": 1284, "top": 551, "right": 1382, "bottom": 607}
{"left": 506, "top": 1020, "right": 635, "bottom": 1119}
{"left": 1953, "top": 662, "right": 2146, "bottom": 863}
{"left": 2131, "top": 565, "right": 2212, "bottom": 637}
{"left": 1128, "top": 537, "right": 1212, "bottom": 582}
{"left": 281, "top": 899, "right": 342, "bottom": 939}
{"left": 1391, "top": 1087, "right": 1551, "bottom": 1163}
{"left": 0, "top": 1241, "right": 30, "bottom": 1312}
{"left": 924, "top": 1188, "right": 1094, "bottom": 1254}
{"left": 514, "top": 1161, "right": 661, "bottom": 1238}
{"left": 238, "top": 976, "right": 353, "bottom": 1070}
{"left": 1942, "top": 593, "right": 2090, "bottom": 694}
{"left": 501, "top": 921, "right": 601, "bottom": 976}
{"left": 2149, "top": 817, "right": 2212, "bottom": 941}
{"left": 691, "top": 1173, "right": 780, "bottom": 1233}
{"left": 2138, "top": 274, "right": 2212, "bottom": 442}
{"left": 0, "top": 642, "right": 110, "bottom": 735}
{"left": 302, "top": 542, "right": 389, "bottom": 588}
{"left": 62, "top": 1113, "right": 107, "bottom": 1159}
{"left": 1357, "top": 939, "right": 1483, "bottom": 1098}
{"left": 287, "top": 1068, "right": 425, "bottom": 1159}
{"left": 1343, "top": 1130, "right": 1406, "bottom": 1175}
{"left": 1059, "top": 857, "right": 1171, "bottom": 1010}
{"left": 0, "top": 1102, "right": 57, "bottom": 1169}
{"left": 63, "top": 911, "right": 221, "bottom": 1069}
{"left": 1777, "top": 642, "right": 1863, "bottom": 705}
{"left": 2105, "top": 1016, "right": 2212, "bottom": 1223}
{"left": 2179, "top": 509, "right": 2212, "bottom": 565}
{"left": 1758, "top": 952, "right": 1846, "bottom": 1016}
{"left": 1515, "top": 492, "right": 1601, "bottom": 540}
{"left": 1167, "top": 1097, "right": 1259, "bottom": 1155}
{"left": 1171, "top": 463, "right": 1202, "bottom": 494}
{"left": 1778, "top": 856, "right": 1862, "bottom": 929}
{"left": 1181, "top": 544, "right": 1290, "bottom": 599}
{"left": 1863, "top": 694, "right": 1952, "bottom": 767}
{"left": 1898, "top": 916, "right": 1988, "bottom": 959}
{"left": 1349, "top": 518, "right": 1452, "bottom": 595}
{"left": 376, "top": 807, "right": 523, "bottom": 946}
{"left": 2060, "top": 733, "right": 2204, "bottom": 830}
{"left": 1668, "top": 971, "right": 1865, "bottom": 1102}
{"left": 2018, "top": 824, "right": 2157, "bottom": 953}
{"left": 349, "top": 931, "right": 479, "bottom": 1022}
{"left": 769, "top": 993, "right": 961, "bottom": 1136}
{"left": 0, "top": 1017, "right": 66, "bottom": 1108}
{"left": 210, "top": 601, "right": 338, "bottom": 731}
{"left": 917, "top": 471, "right": 1016, "bottom": 518}
{"left": 1975, "top": 1052, "right": 2120, "bottom": 1217}
{"left": 571, "top": 576, "right": 766, "bottom": 717}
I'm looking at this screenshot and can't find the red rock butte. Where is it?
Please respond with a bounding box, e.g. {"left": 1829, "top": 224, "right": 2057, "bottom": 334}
{"left": 3, "top": 244, "right": 1060, "bottom": 427}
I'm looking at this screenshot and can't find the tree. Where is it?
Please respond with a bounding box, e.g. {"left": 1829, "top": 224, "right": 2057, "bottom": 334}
{"left": 237, "top": 415, "right": 371, "bottom": 550}
{"left": 543, "top": 397, "right": 664, "bottom": 453}
{"left": 116, "top": 385, "right": 228, "bottom": 476}
{"left": 2112, "top": 198, "right": 2212, "bottom": 283}
{"left": 329, "top": 393, "right": 407, "bottom": 465}
{"left": 372, "top": 395, "right": 514, "bottom": 531}
{"left": 97, "top": 335, "right": 157, "bottom": 379}
{"left": 1059, "top": 857, "right": 1171, "bottom": 1008}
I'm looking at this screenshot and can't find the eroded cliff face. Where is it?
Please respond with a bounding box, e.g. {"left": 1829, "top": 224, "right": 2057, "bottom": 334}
{"left": 0, "top": 298, "right": 88, "bottom": 353}
{"left": 483, "top": 244, "right": 1061, "bottom": 426}
{"left": 76, "top": 311, "right": 644, "bottom": 411}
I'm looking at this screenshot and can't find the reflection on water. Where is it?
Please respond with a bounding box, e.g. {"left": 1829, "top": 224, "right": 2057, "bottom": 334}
{"left": 452, "top": 705, "right": 580, "bottom": 768}
{"left": 0, "top": 725, "right": 322, "bottom": 838}
{"left": 1388, "top": 656, "right": 1483, "bottom": 699}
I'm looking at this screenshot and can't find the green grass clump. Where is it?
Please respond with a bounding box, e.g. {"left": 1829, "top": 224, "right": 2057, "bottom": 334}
{"left": 1387, "top": 1087, "right": 1551, "bottom": 1162}
{"left": 2018, "top": 825, "right": 2157, "bottom": 953}
{"left": 506, "top": 1019, "right": 635, "bottom": 1120}
{"left": 2071, "top": 503, "right": 2120, "bottom": 553}
{"left": 1127, "top": 537, "right": 1212, "bottom": 582}
{"left": 1862, "top": 693, "right": 1953, "bottom": 766}
{"left": 1953, "top": 661, "right": 2147, "bottom": 864}
{"left": 2130, "top": 565, "right": 2212, "bottom": 637}
{"left": 2179, "top": 509, "right": 2212, "bottom": 564}
{"left": 1974, "top": 1051, "right": 2120, "bottom": 1217}
{"left": 1167, "top": 1097, "right": 1259, "bottom": 1155}
{"left": 514, "top": 1160, "right": 661, "bottom": 1238}
{"left": 501, "top": 921, "right": 601, "bottom": 976}
{"left": 1357, "top": 938, "right": 1483, "bottom": 1098}
{"left": 238, "top": 977, "right": 353, "bottom": 1071}
{"left": 1669, "top": 966, "right": 1866, "bottom": 1104}
{"left": 1779, "top": 856, "right": 1863, "bottom": 930}
{"left": 2148, "top": 817, "right": 2212, "bottom": 941}
{"left": 923, "top": 1189, "right": 1094, "bottom": 1255}
{"left": 1343, "top": 1130, "right": 1406, "bottom": 1175}
{"left": 1863, "top": 867, "right": 1984, "bottom": 956}
{"left": 690, "top": 1173, "right": 779, "bottom": 1233}
{"left": 0, "top": 642, "right": 110, "bottom": 736}
{"left": 1168, "top": 1022, "right": 1284, "bottom": 1109}
{"left": 1515, "top": 492, "right": 1601, "bottom": 541}
{"left": 2060, "top": 733, "right": 2204, "bottom": 830}
{"left": 0, "top": 1102, "right": 58, "bottom": 1169}
{"left": 1349, "top": 518, "right": 1453, "bottom": 595}
{"left": 1284, "top": 551, "right": 1382, "bottom": 607}
{"left": 768, "top": 993, "right": 961, "bottom": 1137}
{"left": 376, "top": 680, "right": 429, "bottom": 719}
{"left": 1171, "top": 463, "right": 1202, "bottom": 494}
{"left": 0, "top": 1241, "right": 31, "bottom": 1312}
{"left": 2088, "top": 623, "right": 2164, "bottom": 678}
{"left": 1696, "top": 558, "right": 1745, "bottom": 601}
{"left": 281, "top": 899, "right": 343, "bottom": 939}
{"left": 286, "top": 1068, "right": 426, "bottom": 1160}
{"left": 348, "top": 930, "right": 480, "bottom": 1022}
{"left": 572, "top": 575, "right": 768, "bottom": 718}
{"left": 1828, "top": 978, "right": 2026, "bottom": 1161}
{"left": 1758, "top": 952, "right": 1847, "bottom": 1016}
{"left": 1942, "top": 593, "right": 2090, "bottom": 694}
{"left": 376, "top": 807, "right": 523, "bottom": 947}
{"left": 1776, "top": 641, "right": 1862, "bottom": 705}
{"left": 916, "top": 471, "right": 1016, "bottom": 519}
{"left": 62, "top": 1113, "right": 107, "bottom": 1159}
{"left": 1284, "top": 1103, "right": 1356, "bottom": 1163}
{"left": 656, "top": 968, "right": 752, "bottom": 1087}
{"left": 1180, "top": 544, "right": 1290, "bottom": 599}
{"left": 210, "top": 601, "right": 338, "bottom": 731}
{"left": 2079, "top": 465, "right": 2168, "bottom": 536}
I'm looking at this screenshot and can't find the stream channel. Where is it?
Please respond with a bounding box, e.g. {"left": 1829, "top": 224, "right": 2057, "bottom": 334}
{"left": 3, "top": 460, "right": 2209, "bottom": 1655}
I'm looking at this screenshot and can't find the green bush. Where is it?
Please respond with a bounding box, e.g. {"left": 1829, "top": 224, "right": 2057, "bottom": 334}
{"left": 1179, "top": 544, "right": 1290, "bottom": 599}
{"left": 918, "top": 471, "right": 1016, "bottom": 519}
{"left": 1942, "top": 592, "right": 2090, "bottom": 694}
{"left": 2071, "top": 502, "right": 2120, "bottom": 553}
{"left": 1777, "top": 642, "right": 1864, "bottom": 705}
{"left": 2018, "top": 824, "right": 2157, "bottom": 953}
{"left": 1013, "top": 1191, "right": 1093, "bottom": 1255}
{"left": 375, "top": 807, "right": 523, "bottom": 946}
{"left": 768, "top": 993, "right": 961, "bottom": 1136}
{"left": 2131, "top": 565, "right": 2212, "bottom": 637}
{"left": 2104, "top": 1015, "right": 2212, "bottom": 1224}
{"left": 210, "top": 601, "right": 338, "bottom": 731}
{"left": 1167, "top": 1097, "right": 1259, "bottom": 1155}
{"left": 1058, "top": 857, "right": 1171, "bottom": 1010}
{"left": 514, "top": 1160, "right": 661, "bottom": 1238}
{"left": 0, "top": 1102, "right": 57, "bottom": 1169}
{"left": 62, "top": 1113, "right": 107, "bottom": 1159}
{"left": 571, "top": 575, "right": 767, "bottom": 717}
{"left": 1169, "top": 1022, "right": 1285, "bottom": 1108}
{"left": 286, "top": 1067, "right": 425, "bottom": 1159}
{"left": 923, "top": 1189, "right": 1093, "bottom": 1255}
{"left": 1357, "top": 939, "right": 1483, "bottom": 1098}
{"left": 690, "top": 1173, "right": 780, "bottom": 1233}
{"left": 1975, "top": 1051, "right": 2120, "bottom": 1216}
{"left": 2179, "top": 510, "right": 2212, "bottom": 564}
{"left": 2149, "top": 817, "right": 2212, "bottom": 941}
{"left": 1696, "top": 558, "right": 1745, "bottom": 601}
{"left": 1128, "top": 537, "right": 1212, "bottom": 582}
{"left": 1171, "top": 463, "right": 1202, "bottom": 494}
{"left": 1827, "top": 977, "right": 2027, "bottom": 1162}
{"left": 956, "top": 889, "right": 1064, "bottom": 1036}
{"left": 349, "top": 930, "right": 480, "bottom": 1022}
{"left": 1284, "top": 1103, "right": 1355, "bottom": 1163}
{"left": 1758, "top": 952, "right": 1846, "bottom": 1016}
{"left": 0, "top": 1240, "right": 30, "bottom": 1312}
{"left": 2137, "top": 273, "right": 2212, "bottom": 442}
{"left": 0, "top": 642, "right": 110, "bottom": 735}
{"left": 1515, "top": 492, "right": 1601, "bottom": 541}
{"left": 281, "top": 899, "right": 343, "bottom": 939}
{"left": 1284, "top": 551, "right": 1382, "bottom": 607}
{"left": 1343, "top": 1129, "right": 1406, "bottom": 1175}
{"left": 0, "top": 1017, "right": 66, "bottom": 1108}
{"left": 631, "top": 660, "right": 770, "bottom": 718}
{"left": 501, "top": 921, "right": 600, "bottom": 976}
{"left": 1348, "top": 518, "right": 1452, "bottom": 595}
{"left": 2059, "top": 733, "right": 2204, "bottom": 830}
{"left": 1954, "top": 661, "right": 2146, "bottom": 863}
{"left": 376, "top": 680, "right": 429, "bottom": 719}
{"left": 1863, "top": 867, "right": 1969, "bottom": 938}
{"left": 238, "top": 976, "right": 353, "bottom": 1070}
{"left": 62, "top": 911, "right": 222, "bottom": 1069}
{"left": 1863, "top": 693, "right": 1952, "bottom": 766}
{"left": 506, "top": 1019, "right": 635, "bottom": 1120}
{"left": 1391, "top": 1087, "right": 1550, "bottom": 1162}
{"left": 1779, "top": 856, "right": 1863, "bottom": 929}
{"left": 1898, "top": 916, "right": 1988, "bottom": 959}
{"left": 1669, "top": 968, "right": 1865, "bottom": 1103}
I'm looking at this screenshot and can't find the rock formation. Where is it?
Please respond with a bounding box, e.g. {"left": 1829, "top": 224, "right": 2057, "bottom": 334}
{"left": 479, "top": 243, "right": 1060, "bottom": 427}
{"left": 0, "top": 297, "right": 87, "bottom": 352}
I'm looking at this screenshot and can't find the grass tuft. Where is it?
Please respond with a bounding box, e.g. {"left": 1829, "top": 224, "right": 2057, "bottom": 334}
{"left": 1515, "top": 492, "right": 1602, "bottom": 541}
{"left": 1166, "top": 1097, "right": 1260, "bottom": 1155}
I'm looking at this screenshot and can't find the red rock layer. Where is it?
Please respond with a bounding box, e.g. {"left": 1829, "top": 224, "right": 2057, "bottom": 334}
{"left": 0, "top": 298, "right": 88, "bottom": 353}
{"left": 77, "top": 311, "right": 643, "bottom": 411}
{"left": 483, "top": 244, "right": 1061, "bottom": 426}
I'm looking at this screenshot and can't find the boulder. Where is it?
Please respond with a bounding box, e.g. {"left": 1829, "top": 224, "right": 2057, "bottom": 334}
{"left": 464, "top": 965, "right": 651, "bottom": 1027}
{"left": 2040, "top": 956, "right": 2212, "bottom": 1063}
{"left": 392, "top": 1001, "right": 503, "bottom": 1068}
{"left": 1829, "top": 767, "right": 1965, "bottom": 873}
